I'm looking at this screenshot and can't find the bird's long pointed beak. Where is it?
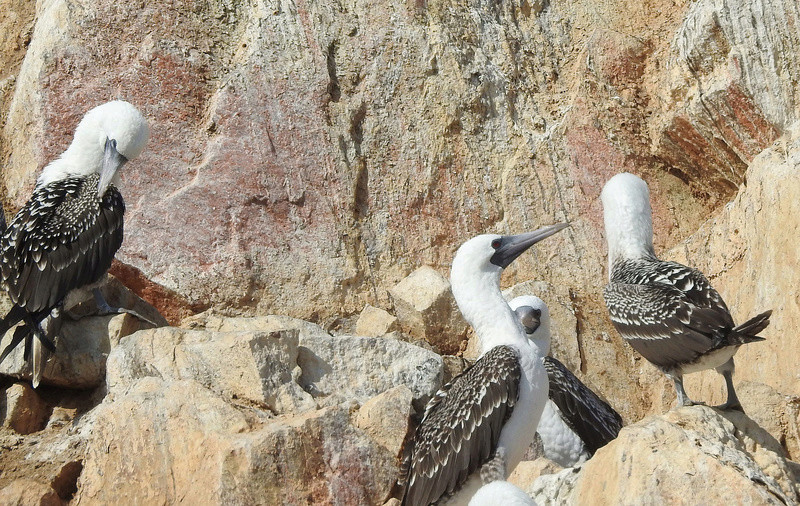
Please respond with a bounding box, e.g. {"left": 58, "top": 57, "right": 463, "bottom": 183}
{"left": 98, "top": 138, "right": 128, "bottom": 197}
{"left": 490, "top": 223, "right": 569, "bottom": 268}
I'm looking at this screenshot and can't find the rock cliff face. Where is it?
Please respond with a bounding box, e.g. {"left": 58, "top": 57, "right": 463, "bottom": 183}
{"left": 1, "top": 0, "right": 800, "bottom": 503}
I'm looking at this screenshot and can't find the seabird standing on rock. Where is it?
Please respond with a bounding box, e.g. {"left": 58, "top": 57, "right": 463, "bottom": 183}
{"left": 401, "top": 224, "right": 567, "bottom": 505}
{"left": 600, "top": 172, "right": 771, "bottom": 410}
{"left": 0, "top": 100, "right": 149, "bottom": 386}
{"left": 509, "top": 295, "right": 623, "bottom": 467}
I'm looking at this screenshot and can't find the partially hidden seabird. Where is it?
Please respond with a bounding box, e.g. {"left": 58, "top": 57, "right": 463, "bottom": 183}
{"left": 509, "top": 295, "right": 623, "bottom": 467}
{"left": 468, "top": 480, "right": 535, "bottom": 506}
{"left": 0, "top": 100, "right": 149, "bottom": 387}
{"left": 600, "top": 172, "right": 771, "bottom": 409}
{"left": 401, "top": 223, "right": 567, "bottom": 505}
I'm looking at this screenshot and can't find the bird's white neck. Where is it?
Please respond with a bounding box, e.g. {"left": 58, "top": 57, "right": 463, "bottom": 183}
{"left": 601, "top": 173, "right": 657, "bottom": 276}
{"left": 451, "top": 267, "right": 528, "bottom": 357}
{"left": 37, "top": 141, "right": 105, "bottom": 188}
{"left": 604, "top": 215, "right": 656, "bottom": 272}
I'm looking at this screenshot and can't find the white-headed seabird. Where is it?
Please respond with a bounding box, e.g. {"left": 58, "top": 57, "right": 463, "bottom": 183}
{"left": 600, "top": 172, "right": 771, "bottom": 410}
{"left": 509, "top": 295, "right": 623, "bottom": 467}
{"left": 400, "top": 224, "right": 567, "bottom": 505}
{"left": 0, "top": 100, "right": 149, "bottom": 386}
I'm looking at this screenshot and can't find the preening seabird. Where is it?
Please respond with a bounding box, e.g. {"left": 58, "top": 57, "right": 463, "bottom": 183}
{"left": 509, "top": 295, "right": 623, "bottom": 467}
{"left": 401, "top": 224, "right": 567, "bottom": 505}
{"left": 600, "top": 172, "right": 771, "bottom": 409}
{"left": 0, "top": 100, "right": 149, "bottom": 386}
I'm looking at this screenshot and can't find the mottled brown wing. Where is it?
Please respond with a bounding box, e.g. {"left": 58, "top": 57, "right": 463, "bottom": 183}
{"left": 543, "top": 356, "right": 622, "bottom": 454}
{"left": 604, "top": 281, "right": 733, "bottom": 369}
{"left": 1, "top": 175, "right": 124, "bottom": 313}
{"left": 402, "top": 345, "right": 521, "bottom": 506}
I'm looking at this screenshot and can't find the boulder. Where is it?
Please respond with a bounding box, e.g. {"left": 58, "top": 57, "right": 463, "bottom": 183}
{"left": 389, "top": 266, "right": 468, "bottom": 355}
{"left": 530, "top": 406, "right": 799, "bottom": 505}
{"left": 1, "top": 382, "right": 49, "bottom": 434}
{"left": 77, "top": 377, "right": 401, "bottom": 505}
{"left": 178, "top": 314, "right": 443, "bottom": 411}
{"left": 355, "top": 385, "right": 414, "bottom": 457}
{"left": 355, "top": 304, "right": 400, "bottom": 338}
{"left": 106, "top": 326, "right": 316, "bottom": 415}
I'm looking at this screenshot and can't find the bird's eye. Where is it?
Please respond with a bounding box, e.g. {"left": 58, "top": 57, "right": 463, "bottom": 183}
{"left": 491, "top": 239, "right": 501, "bottom": 249}
{"left": 532, "top": 308, "right": 542, "bottom": 319}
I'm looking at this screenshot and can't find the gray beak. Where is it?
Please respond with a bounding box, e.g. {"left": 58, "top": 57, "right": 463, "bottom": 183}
{"left": 490, "top": 223, "right": 569, "bottom": 268}
{"left": 514, "top": 306, "right": 541, "bottom": 335}
{"left": 98, "top": 138, "right": 128, "bottom": 197}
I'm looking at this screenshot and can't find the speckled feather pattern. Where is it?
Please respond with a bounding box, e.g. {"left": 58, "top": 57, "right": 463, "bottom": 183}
{"left": 604, "top": 257, "right": 766, "bottom": 369}
{"left": 1, "top": 174, "right": 124, "bottom": 312}
{"left": 401, "top": 345, "right": 521, "bottom": 506}
{"left": 543, "top": 356, "right": 622, "bottom": 456}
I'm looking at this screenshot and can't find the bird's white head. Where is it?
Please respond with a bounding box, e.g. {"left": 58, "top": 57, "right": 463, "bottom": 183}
{"left": 508, "top": 295, "right": 551, "bottom": 357}
{"left": 600, "top": 172, "right": 655, "bottom": 272}
{"left": 37, "top": 100, "right": 150, "bottom": 196}
{"left": 450, "top": 224, "right": 566, "bottom": 353}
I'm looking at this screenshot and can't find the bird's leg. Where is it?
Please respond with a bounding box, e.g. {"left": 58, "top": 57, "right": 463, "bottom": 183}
{"left": 480, "top": 448, "right": 508, "bottom": 484}
{"left": 22, "top": 313, "right": 56, "bottom": 352}
{"left": 714, "top": 358, "right": 743, "bottom": 411}
{"left": 92, "top": 288, "right": 158, "bottom": 327}
{"left": 668, "top": 371, "right": 704, "bottom": 407}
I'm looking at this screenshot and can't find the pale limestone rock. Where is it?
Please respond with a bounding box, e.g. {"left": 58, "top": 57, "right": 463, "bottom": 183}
{"left": 1, "top": 382, "right": 48, "bottom": 434}
{"left": 106, "top": 327, "right": 315, "bottom": 415}
{"left": 180, "top": 314, "right": 442, "bottom": 411}
{"left": 0, "top": 275, "right": 165, "bottom": 388}
{"left": 508, "top": 458, "right": 565, "bottom": 493}
{"left": 0, "top": 478, "right": 61, "bottom": 506}
{"left": 355, "top": 304, "right": 400, "bottom": 337}
{"left": 666, "top": 125, "right": 800, "bottom": 459}
{"left": 182, "top": 312, "right": 327, "bottom": 341}
{"left": 0, "top": 313, "right": 147, "bottom": 389}
{"left": 298, "top": 332, "right": 442, "bottom": 411}
{"left": 530, "top": 406, "right": 799, "bottom": 505}
{"left": 355, "top": 385, "right": 413, "bottom": 457}
{"left": 77, "top": 378, "right": 397, "bottom": 505}
{"left": 389, "top": 266, "right": 467, "bottom": 355}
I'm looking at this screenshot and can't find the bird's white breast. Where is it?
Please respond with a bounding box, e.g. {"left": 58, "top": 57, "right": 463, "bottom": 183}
{"left": 536, "top": 400, "right": 589, "bottom": 468}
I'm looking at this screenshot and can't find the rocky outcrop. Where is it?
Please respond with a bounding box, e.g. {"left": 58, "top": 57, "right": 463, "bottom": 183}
{"left": 528, "top": 406, "right": 800, "bottom": 505}
{"left": 1, "top": 313, "right": 440, "bottom": 504}
{"left": 1, "top": 0, "right": 800, "bottom": 502}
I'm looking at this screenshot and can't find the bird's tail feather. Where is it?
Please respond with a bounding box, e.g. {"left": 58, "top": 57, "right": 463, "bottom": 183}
{"left": 730, "top": 310, "right": 772, "bottom": 344}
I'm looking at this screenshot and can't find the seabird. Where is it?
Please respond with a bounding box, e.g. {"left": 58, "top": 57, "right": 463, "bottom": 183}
{"left": 510, "top": 295, "right": 623, "bottom": 467}
{"left": 600, "top": 172, "right": 771, "bottom": 409}
{"left": 401, "top": 223, "right": 567, "bottom": 505}
{"left": 0, "top": 100, "right": 149, "bottom": 386}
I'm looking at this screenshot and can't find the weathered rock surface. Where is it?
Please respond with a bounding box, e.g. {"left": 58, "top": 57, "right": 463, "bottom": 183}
{"left": 1, "top": 0, "right": 800, "bottom": 502}
{"left": 667, "top": 125, "right": 800, "bottom": 450}
{"left": 529, "top": 406, "right": 800, "bottom": 505}
{"left": 179, "top": 312, "right": 442, "bottom": 410}
{"left": 1, "top": 382, "right": 48, "bottom": 434}
{"left": 0, "top": 275, "right": 166, "bottom": 389}
{"left": 389, "top": 266, "right": 468, "bottom": 355}
{"left": 355, "top": 304, "right": 400, "bottom": 338}
{"left": 76, "top": 313, "right": 438, "bottom": 504}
